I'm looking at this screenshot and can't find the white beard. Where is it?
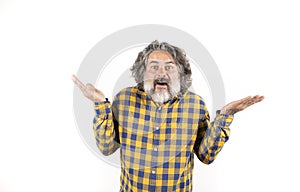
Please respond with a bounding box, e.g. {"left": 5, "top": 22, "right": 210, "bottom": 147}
{"left": 150, "top": 91, "right": 171, "bottom": 104}
{"left": 144, "top": 79, "right": 180, "bottom": 104}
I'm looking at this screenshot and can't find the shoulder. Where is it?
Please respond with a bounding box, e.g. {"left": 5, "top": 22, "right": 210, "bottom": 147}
{"left": 117, "top": 86, "right": 140, "bottom": 95}
{"left": 113, "top": 86, "right": 140, "bottom": 100}
{"left": 183, "top": 91, "right": 206, "bottom": 105}
{"left": 183, "top": 91, "right": 208, "bottom": 116}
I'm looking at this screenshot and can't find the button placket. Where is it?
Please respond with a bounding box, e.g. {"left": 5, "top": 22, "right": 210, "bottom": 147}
{"left": 149, "top": 106, "right": 163, "bottom": 189}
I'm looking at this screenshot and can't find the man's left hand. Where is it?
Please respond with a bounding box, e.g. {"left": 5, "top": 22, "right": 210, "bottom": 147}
{"left": 220, "top": 95, "right": 265, "bottom": 115}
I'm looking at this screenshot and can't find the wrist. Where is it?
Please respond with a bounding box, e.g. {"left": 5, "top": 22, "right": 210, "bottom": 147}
{"left": 93, "top": 96, "right": 105, "bottom": 103}
{"left": 94, "top": 98, "right": 109, "bottom": 105}
{"left": 220, "top": 107, "right": 237, "bottom": 115}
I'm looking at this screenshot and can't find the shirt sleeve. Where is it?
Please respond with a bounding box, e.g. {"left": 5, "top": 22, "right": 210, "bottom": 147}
{"left": 93, "top": 99, "right": 120, "bottom": 156}
{"left": 193, "top": 101, "right": 234, "bottom": 164}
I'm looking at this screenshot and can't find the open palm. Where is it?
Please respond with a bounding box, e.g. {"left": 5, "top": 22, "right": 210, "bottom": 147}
{"left": 72, "top": 74, "right": 106, "bottom": 102}
{"left": 220, "top": 95, "right": 265, "bottom": 115}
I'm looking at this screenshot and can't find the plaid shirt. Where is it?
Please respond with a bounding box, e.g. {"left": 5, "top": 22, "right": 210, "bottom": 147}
{"left": 93, "top": 86, "right": 233, "bottom": 192}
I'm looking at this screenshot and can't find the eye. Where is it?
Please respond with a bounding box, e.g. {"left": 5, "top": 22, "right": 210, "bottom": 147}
{"left": 165, "top": 65, "right": 174, "bottom": 70}
{"left": 150, "top": 65, "right": 159, "bottom": 70}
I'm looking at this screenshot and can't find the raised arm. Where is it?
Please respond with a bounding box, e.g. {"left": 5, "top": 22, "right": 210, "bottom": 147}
{"left": 72, "top": 74, "right": 120, "bottom": 156}
{"left": 194, "top": 95, "right": 264, "bottom": 164}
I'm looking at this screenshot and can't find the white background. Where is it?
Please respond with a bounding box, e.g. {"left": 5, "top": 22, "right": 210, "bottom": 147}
{"left": 1, "top": 0, "right": 299, "bottom": 191}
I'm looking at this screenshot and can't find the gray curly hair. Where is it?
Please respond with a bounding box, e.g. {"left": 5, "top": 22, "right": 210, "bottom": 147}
{"left": 131, "top": 40, "right": 192, "bottom": 94}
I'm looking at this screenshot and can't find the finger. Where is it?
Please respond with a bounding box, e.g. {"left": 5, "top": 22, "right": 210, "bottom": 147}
{"left": 72, "top": 74, "right": 86, "bottom": 91}
{"left": 257, "top": 95, "right": 265, "bottom": 102}
{"left": 243, "top": 95, "right": 265, "bottom": 109}
{"left": 244, "top": 95, "right": 263, "bottom": 103}
{"left": 235, "top": 96, "right": 256, "bottom": 109}
{"left": 237, "top": 96, "right": 253, "bottom": 106}
{"left": 86, "top": 83, "right": 95, "bottom": 89}
{"left": 251, "top": 95, "right": 265, "bottom": 103}
{"left": 238, "top": 96, "right": 252, "bottom": 102}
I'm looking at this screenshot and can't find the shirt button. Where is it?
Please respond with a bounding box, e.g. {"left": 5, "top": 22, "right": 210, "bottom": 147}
{"left": 152, "top": 170, "right": 156, "bottom": 174}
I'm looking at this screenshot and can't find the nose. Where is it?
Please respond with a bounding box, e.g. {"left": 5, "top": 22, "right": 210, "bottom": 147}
{"left": 156, "top": 66, "right": 166, "bottom": 78}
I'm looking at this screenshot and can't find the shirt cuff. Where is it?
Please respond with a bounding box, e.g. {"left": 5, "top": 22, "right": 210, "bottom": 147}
{"left": 94, "top": 98, "right": 111, "bottom": 116}
{"left": 214, "top": 110, "right": 234, "bottom": 127}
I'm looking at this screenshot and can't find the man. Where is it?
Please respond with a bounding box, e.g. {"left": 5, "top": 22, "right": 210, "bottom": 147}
{"left": 72, "top": 40, "right": 264, "bottom": 191}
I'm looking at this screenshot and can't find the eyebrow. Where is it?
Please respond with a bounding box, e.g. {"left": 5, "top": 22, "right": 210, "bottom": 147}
{"left": 148, "top": 61, "right": 175, "bottom": 65}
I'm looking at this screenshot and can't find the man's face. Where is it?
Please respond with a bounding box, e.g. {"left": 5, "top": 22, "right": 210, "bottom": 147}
{"left": 143, "top": 50, "right": 180, "bottom": 104}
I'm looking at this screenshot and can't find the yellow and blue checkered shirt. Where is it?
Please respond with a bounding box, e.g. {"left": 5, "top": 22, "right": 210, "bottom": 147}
{"left": 93, "top": 86, "right": 233, "bottom": 192}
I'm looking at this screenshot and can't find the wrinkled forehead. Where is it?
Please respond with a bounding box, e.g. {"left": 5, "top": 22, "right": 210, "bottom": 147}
{"left": 147, "top": 50, "right": 176, "bottom": 64}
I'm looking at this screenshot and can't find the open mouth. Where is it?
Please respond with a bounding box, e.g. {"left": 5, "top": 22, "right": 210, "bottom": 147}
{"left": 154, "top": 82, "right": 169, "bottom": 91}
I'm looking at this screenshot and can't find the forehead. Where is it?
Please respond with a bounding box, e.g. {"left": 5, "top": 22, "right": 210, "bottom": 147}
{"left": 147, "top": 50, "right": 175, "bottom": 62}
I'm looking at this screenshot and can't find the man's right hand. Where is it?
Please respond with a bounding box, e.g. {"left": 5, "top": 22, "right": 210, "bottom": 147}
{"left": 72, "top": 74, "right": 106, "bottom": 102}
